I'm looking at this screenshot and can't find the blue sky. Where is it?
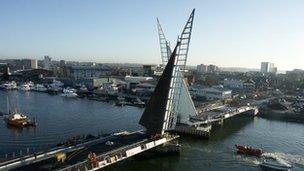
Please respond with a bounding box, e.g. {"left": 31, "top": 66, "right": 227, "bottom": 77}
{"left": 0, "top": 0, "right": 303, "bottom": 70}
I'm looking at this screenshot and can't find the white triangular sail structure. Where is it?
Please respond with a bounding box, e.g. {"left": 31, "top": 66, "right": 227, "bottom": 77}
{"left": 157, "top": 18, "right": 171, "bottom": 67}
{"left": 157, "top": 9, "right": 197, "bottom": 129}
{"left": 177, "top": 78, "right": 198, "bottom": 124}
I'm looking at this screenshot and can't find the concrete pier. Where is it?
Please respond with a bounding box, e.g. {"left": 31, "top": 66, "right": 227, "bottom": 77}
{"left": 174, "top": 105, "right": 259, "bottom": 138}
{"left": 174, "top": 123, "right": 211, "bottom": 139}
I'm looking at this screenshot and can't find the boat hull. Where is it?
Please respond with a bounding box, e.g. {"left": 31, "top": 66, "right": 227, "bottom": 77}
{"left": 235, "top": 144, "right": 262, "bottom": 157}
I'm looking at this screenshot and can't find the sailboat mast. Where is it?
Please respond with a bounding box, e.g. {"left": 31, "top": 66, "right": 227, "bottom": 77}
{"left": 6, "top": 95, "right": 9, "bottom": 114}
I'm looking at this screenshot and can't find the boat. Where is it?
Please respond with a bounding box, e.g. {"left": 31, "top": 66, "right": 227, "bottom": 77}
{"left": 19, "top": 83, "right": 31, "bottom": 91}
{"left": 0, "top": 81, "right": 17, "bottom": 90}
{"left": 79, "top": 85, "right": 88, "bottom": 92}
{"left": 131, "top": 97, "right": 145, "bottom": 108}
{"left": 235, "top": 144, "right": 263, "bottom": 157}
{"left": 115, "top": 96, "right": 126, "bottom": 106}
{"left": 61, "top": 88, "right": 78, "bottom": 98}
{"left": 35, "top": 84, "right": 48, "bottom": 92}
{"left": 5, "top": 112, "right": 29, "bottom": 127}
{"left": 3, "top": 98, "right": 37, "bottom": 128}
{"left": 260, "top": 157, "right": 292, "bottom": 170}
{"left": 47, "top": 80, "right": 64, "bottom": 94}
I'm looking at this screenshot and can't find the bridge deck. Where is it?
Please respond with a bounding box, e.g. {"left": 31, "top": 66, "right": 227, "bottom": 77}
{"left": 1, "top": 131, "right": 177, "bottom": 171}
{"left": 57, "top": 133, "right": 178, "bottom": 171}
{"left": 191, "top": 105, "right": 258, "bottom": 124}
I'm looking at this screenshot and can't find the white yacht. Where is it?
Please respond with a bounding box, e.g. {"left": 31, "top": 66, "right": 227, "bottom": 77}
{"left": 0, "top": 81, "right": 17, "bottom": 90}
{"left": 79, "top": 85, "right": 88, "bottom": 91}
{"left": 47, "top": 80, "right": 64, "bottom": 93}
{"left": 19, "top": 84, "right": 31, "bottom": 91}
{"left": 35, "top": 84, "right": 47, "bottom": 92}
{"left": 49, "top": 80, "right": 64, "bottom": 89}
{"left": 61, "top": 88, "right": 78, "bottom": 98}
{"left": 19, "top": 82, "right": 35, "bottom": 91}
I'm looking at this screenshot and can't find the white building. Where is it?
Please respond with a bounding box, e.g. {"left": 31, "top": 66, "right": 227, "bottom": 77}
{"left": 124, "top": 76, "right": 153, "bottom": 83}
{"left": 197, "top": 64, "right": 219, "bottom": 74}
{"left": 189, "top": 85, "right": 232, "bottom": 101}
{"left": 43, "top": 56, "right": 52, "bottom": 70}
{"left": 261, "top": 62, "right": 277, "bottom": 74}
{"left": 203, "top": 86, "right": 232, "bottom": 100}
{"left": 224, "top": 79, "right": 244, "bottom": 89}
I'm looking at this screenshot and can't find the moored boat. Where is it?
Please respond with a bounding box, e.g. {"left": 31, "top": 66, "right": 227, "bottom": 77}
{"left": 235, "top": 144, "right": 263, "bottom": 157}
{"left": 61, "top": 88, "right": 78, "bottom": 98}
{"left": 0, "top": 81, "right": 17, "bottom": 90}
{"left": 3, "top": 97, "right": 37, "bottom": 128}
{"left": 35, "top": 84, "right": 48, "bottom": 92}
{"left": 19, "top": 84, "right": 31, "bottom": 91}
{"left": 4, "top": 112, "right": 37, "bottom": 128}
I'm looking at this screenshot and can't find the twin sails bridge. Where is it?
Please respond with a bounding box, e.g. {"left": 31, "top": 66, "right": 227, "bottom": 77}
{"left": 0, "top": 9, "right": 197, "bottom": 171}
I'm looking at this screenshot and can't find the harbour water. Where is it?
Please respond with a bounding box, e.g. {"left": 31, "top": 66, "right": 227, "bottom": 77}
{"left": 0, "top": 90, "right": 303, "bottom": 171}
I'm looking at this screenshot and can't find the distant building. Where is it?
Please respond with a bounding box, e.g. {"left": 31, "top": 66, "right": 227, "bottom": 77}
{"left": 65, "top": 64, "right": 112, "bottom": 79}
{"left": 197, "top": 64, "right": 219, "bottom": 74}
{"left": 124, "top": 75, "right": 154, "bottom": 83}
{"left": 261, "top": 62, "right": 277, "bottom": 74}
{"left": 197, "top": 64, "right": 208, "bottom": 73}
{"left": 29, "top": 59, "right": 38, "bottom": 69}
{"left": 0, "top": 63, "right": 9, "bottom": 75}
{"left": 243, "top": 79, "right": 255, "bottom": 92}
{"left": 203, "top": 85, "right": 232, "bottom": 100}
{"left": 189, "top": 85, "right": 232, "bottom": 101}
{"left": 143, "top": 65, "right": 153, "bottom": 76}
{"left": 224, "top": 78, "right": 255, "bottom": 92}
{"left": 76, "top": 77, "right": 115, "bottom": 89}
{"left": 208, "top": 64, "right": 219, "bottom": 73}
{"left": 9, "top": 59, "right": 38, "bottom": 71}
{"left": 58, "top": 60, "right": 66, "bottom": 77}
{"left": 43, "top": 56, "right": 52, "bottom": 70}
{"left": 224, "top": 79, "right": 244, "bottom": 89}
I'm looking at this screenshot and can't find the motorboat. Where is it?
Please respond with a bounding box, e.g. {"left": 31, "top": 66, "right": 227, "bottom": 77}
{"left": 235, "top": 144, "right": 263, "bottom": 157}
{"left": 61, "top": 88, "right": 78, "bottom": 98}
{"left": 260, "top": 157, "right": 292, "bottom": 170}
{"left": 35, "top": 84, "right": 47, "bottom": 92}
{"left": 47, "top": 80, "right": 64, "bottom": 94}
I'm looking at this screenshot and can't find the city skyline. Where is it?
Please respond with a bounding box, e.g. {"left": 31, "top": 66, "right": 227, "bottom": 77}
{"left": 0, "top": 0, "right": 303, "bottom": 70}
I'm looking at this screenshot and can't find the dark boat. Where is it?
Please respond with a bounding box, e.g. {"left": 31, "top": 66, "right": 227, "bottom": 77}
{"left": 235, "top": 144, "right": 263, "bottom": 157}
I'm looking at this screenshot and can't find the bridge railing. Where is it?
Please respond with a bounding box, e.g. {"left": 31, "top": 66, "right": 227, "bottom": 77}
{"left": 59, "top": 135, "right": 178, "bottom": 171}
{"left": 58, "top": 138, "right": 149, "bottom": 171}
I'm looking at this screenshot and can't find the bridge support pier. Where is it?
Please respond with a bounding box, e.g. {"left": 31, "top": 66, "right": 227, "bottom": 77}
{"left": 154, "top": 141, "right": 180, "bottom": 155}
{"left": 173, "top": 124, "right": 211, "bottom": 139}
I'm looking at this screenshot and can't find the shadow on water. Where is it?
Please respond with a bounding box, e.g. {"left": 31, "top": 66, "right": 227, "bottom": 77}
{"left": 210, "top": 116, "right": 254, "bottom": 142}
{"left": 105, "top": 153, "right": 181, "bottom": 171}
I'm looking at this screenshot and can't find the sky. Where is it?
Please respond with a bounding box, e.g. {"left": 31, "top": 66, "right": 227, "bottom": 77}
{"left": 0, "top": 0, "right": 303, "bottom": 71}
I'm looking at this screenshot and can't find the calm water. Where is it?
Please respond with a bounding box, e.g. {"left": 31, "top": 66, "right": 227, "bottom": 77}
{"left": 0, "top": 91, "right": 303, "bottom": 171}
